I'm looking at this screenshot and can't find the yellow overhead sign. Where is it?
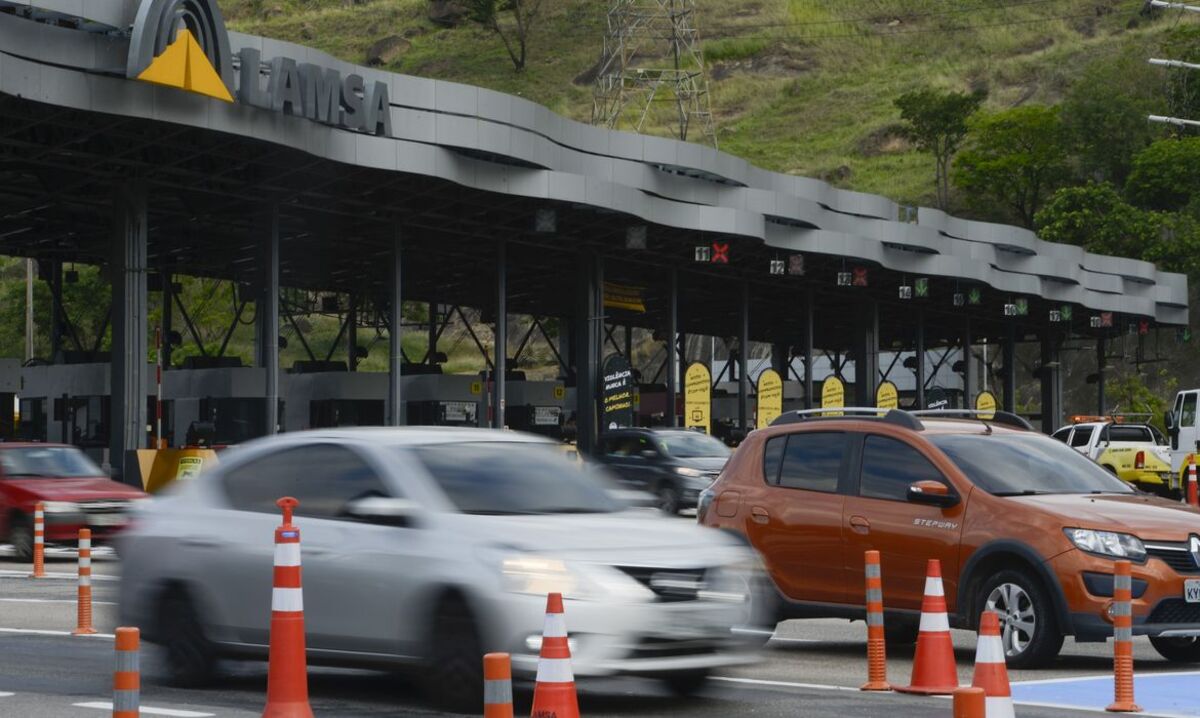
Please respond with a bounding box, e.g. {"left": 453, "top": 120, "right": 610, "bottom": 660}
{"left": 757, "top": 369, "right": 783, "bottom": 429}
{"left": 684, "top": 362, "right": 712, "bottom": 434}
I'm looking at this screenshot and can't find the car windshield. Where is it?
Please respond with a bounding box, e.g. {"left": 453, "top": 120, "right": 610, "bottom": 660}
{"left": 0, "top": 446, "right": 103, "bottom": 478}
{"left": 412, "top": 442, "right": 622, "bottom": 516}
{"left": 930, "top": 433, "right": 1135, "bottom": 496}
{"left": 655, "top": 432, "right": 730, "bottom": 459}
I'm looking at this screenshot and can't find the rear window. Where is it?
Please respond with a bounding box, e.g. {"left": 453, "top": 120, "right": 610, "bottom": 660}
{"left": 412, "top": 442, "right": 620, "bottom": 515}
{"left": 764, "top": 432, "right": 846, "bottom": 493}
{"left": 1106, "top": 426, "right": 1153, "bottom": 443}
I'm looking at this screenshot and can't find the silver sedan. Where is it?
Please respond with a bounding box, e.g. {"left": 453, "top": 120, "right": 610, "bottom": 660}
{"left": 118, "top": 428, "right": 766, "bottom": 711}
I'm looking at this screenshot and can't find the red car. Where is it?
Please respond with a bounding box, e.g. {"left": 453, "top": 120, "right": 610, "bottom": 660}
{"left": 0, "top": 443, "right": 148, "bottom": 559}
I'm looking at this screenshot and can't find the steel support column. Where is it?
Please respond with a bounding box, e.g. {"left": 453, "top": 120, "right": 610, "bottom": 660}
{"left": 427, "top": 299, "right": 437, "bottom": 367}
{"left": 49, "top": 260, "right": 62, "bottom": 361}
{"left": 1040, "top": 332, "right": 1062, "bottom": 434}
{"left": 161, "top": 271, "right": 173, "bottom": 371}
{"left": 388, "top": 230, "right": 403, "bottom": 426}
{"left": 258, "top": 206, "right": 280, "bottom": 436}
{"left": 854, "top": 299, "right": 879, "bottom": 406}
{"left": 738, "top": 282, "right": 750, "bottom": 433}
{"left": 110, "top": 181, "right": 148, "bottom": 484}
{"left": 963, "top": 317, "right": 976, "bottom": 408}
{"left": 666, "top": 268, "right": 678, "bottom": 427}
{"left": 1003, "top": 325, "right": 1017, "bottom": 413}
{"left": 494, "top": 240, "right": 507, "bottom": 429}
{"left": 915, "top": 309, "right": 926, "bottom": 409}
{"left": 804, "top": 288, "right": 814, "bottom": 409}
{"left": 1097, "top": 336, "right": 1107, "bottom": 415}
{"left": 574, "top": 253, "right": 601, "bottom": 454}
{"left": 346, "top": 294, "right": 358, "bottom": 372}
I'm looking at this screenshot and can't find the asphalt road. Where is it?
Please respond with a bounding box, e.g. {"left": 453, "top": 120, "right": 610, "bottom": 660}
{"left": 0, "top": 550, "right": 1186, "bottom": 717}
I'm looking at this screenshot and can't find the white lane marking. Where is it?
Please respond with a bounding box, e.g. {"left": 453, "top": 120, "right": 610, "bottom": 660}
{"left": 0, "top": 570, "right": 116, "bottom": 581}
{"left": 0, "top": 692, "right": 13, "bottom": 697}
{"left": 712, "top": 676, "right": 861, "bottom": 692}
{"left": 0, "top": 627, "right": 115, "bottom": 639}
{"left": 0, "top": 598, "right": 116, "bottom": 606}
{"left": 74, "top": 702, "right": 215, "bottom": 717}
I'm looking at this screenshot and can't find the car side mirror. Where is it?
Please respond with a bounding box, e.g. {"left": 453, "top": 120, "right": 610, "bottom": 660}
{"left": 344, "top": 496, "right": 421, "bottom": 527}
{"left": 1166, "top": 411, "right": 1178, "bottom": 433}
{"left": 907, "top": 480, "right": 959, "bottom": 508}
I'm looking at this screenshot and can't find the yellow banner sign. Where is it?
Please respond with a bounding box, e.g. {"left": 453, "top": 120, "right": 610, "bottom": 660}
{"left": 603, "top": 282, "right": 646, "bottom": 313}
{"left": 821, "top": 376, "right": 845, "bottom": 416}
{"left": 757, "top": 369, "right": 783, "bottom": 429}
{"left": 976, "top": 390, "right": 998, "bottom": 420}
{"left": 876, "top": 380, "right": 899, "bottom": 410}
{"left": 684, "top": 362, "right": 712, "bottom": 434}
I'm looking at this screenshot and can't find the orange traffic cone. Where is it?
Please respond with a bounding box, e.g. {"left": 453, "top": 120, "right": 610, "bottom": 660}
{"left": 895, "top": 559, "right": 959, "bottom": 695}
{"left": 530, "top": 592, "right": 580, "bottom": 718}
{"left": 263, "top": 497, "right": 313, "bottom": 718}
{"left": 971, "top": 612, "right": 1014, "bottom": 718}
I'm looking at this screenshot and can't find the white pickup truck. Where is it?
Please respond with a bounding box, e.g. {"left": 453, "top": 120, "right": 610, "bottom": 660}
{"left": 1165, "top": 389, "right": 1200, "bottom": 483}
{"left": 1052, "top": 417, "right": 1176, "bottom": 496}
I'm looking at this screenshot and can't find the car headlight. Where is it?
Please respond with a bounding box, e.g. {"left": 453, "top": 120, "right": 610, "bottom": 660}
{"left": 502, "top": 556, "right": 590, "bottom": 599}
{"left": 41, "top": 501, "right": 79, "bottom": 514}
{"left": 674, "top": 466, "right": 704, "bottom": 477}
{"left": 1064, "top": 528, "right": 1146, "bottom": 562}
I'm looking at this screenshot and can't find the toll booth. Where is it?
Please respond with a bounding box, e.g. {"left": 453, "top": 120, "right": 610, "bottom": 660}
{"left": 283, "top": 360, "right": 386, "bottom": 430}
{"left": 503, "top": 374, "right": 566, "bottom": 438}
{"left": 0, "top": 358, "right": 19, "bottom": 440}
{"left": 164, "top": 360, "right": 278, "bottom": 447}
{"left": 405, "top": 371, "right": 483, "bottom": 427}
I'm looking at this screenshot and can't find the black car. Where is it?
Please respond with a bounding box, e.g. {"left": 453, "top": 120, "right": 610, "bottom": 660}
{"left": 596, "top": 428, "right": 731, "bottom": 514}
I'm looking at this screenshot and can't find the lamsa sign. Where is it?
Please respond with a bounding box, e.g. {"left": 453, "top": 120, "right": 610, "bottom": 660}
{"left": 126, "top": 0, "right": 393, "bottom": 137}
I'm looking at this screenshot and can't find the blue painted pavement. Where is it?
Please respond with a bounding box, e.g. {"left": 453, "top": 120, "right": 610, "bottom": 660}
{"left": 1012, "top": 671, "right": 1200, "bottom": 716}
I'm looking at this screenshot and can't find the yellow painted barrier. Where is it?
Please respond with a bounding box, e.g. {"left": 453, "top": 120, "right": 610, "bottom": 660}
{"left": 132, "top": 448, "right": 220, "bottom": 493}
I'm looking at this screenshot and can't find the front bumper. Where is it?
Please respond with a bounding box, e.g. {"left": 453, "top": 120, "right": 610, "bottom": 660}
{"left": 1121, "top": 469, "right": 1176, "bottom": 489}
{"left": 43, "top": 512, "right": 130, "bottom": 541}
{"left": 492, "top": 593, "right": 759, "bottom": 678}
{"left": 1054, "top": 549, "right": 1200, "bottom": 641}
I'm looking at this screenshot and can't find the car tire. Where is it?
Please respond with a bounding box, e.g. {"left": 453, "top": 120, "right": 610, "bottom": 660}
{"left": 158, "top": 588, "right": 217, "bottom": 688}
{"left": 656, "top": 485, "right": 681, "bottom": 515}
{"left": 424, "top": 596, "right": 483, "bottom": 713}
{"left": 883, "top": 617, "right": 919, "bottom": 646}
{"left": 661, "top": 668, "right": 710, "bottom": 696}
{"left": 979, "top": 569, "right": 1063, "bottom": 669}
{"left": 1150, "top": 636, "right": 1200, "bottom": 662}
{"left": 9, "top": 514, "right": 32, "bottom": 562}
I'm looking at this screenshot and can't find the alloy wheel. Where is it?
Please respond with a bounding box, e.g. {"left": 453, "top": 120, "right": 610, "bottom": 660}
{"left": 985, "top": 582, "right": 1037, "bottom": 658}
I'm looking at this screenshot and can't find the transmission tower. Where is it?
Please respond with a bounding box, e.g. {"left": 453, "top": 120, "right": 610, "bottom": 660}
{"left": 591, "top": 0, "right": 718, "bottom": 148}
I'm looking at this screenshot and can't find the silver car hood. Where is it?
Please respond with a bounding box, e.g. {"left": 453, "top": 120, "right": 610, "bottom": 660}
{"left": 445, "top": 511, "right": 746, "bottom": 567}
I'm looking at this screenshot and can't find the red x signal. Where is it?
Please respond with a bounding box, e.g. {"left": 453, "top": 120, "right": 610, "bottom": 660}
{"left": 711, "top": 242, "right": 729, "bottom": 264}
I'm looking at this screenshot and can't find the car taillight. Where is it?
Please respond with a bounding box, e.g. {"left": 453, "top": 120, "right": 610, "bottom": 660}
{"left": 1135, "top": 451, "right": 1145, "bottom": 469}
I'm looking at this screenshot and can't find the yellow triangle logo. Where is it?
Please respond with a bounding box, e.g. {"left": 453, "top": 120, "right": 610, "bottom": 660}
{"left": 136, "top": 28, "right": 234, "bottom": 103}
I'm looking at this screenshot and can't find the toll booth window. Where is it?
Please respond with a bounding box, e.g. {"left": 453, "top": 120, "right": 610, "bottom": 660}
{"left": 859, "top": 435, "right": 945, "bottom": 502}
{"left": 222, "top": 443, "right": 390, "bottom": 519}
{"left": 774, "top": 432, "right": 846, "bottom": 494}
{"left": 1069, "top": 427, "right": 1093, "bottom": 448}
{"left": 413, "top": 442, "right": 620, "bottom": 515}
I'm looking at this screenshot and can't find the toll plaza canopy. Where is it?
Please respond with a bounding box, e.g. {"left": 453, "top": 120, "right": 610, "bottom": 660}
{"left": 0, "top": 0, "right": 1189, "bottom": 475}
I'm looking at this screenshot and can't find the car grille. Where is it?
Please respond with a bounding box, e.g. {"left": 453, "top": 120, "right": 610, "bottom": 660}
{"left": 1148, "top": 599, "right": 1200, "bottom": 624}
{"left": 1145, "top": 543, "right": 1200, "bottom": 574}
{"left": 629, "top": 636, "right": 717, "bottom": 659}
{"left": 616, "top": 566, "right": 707, "bottom": 603}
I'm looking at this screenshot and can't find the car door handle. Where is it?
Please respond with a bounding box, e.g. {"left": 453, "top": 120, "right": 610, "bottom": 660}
{"left": 750, "top": 506, "right": 770, "bottom": 525}
{"left": 849, "top": 515, "right": 870, "bottom": 535}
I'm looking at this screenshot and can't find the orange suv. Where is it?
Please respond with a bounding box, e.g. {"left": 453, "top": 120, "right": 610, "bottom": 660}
{"left": 698, "top": 408, "right": 1200, "bottom": 668}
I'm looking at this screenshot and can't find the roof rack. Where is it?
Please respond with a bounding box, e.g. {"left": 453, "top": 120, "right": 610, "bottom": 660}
{"left": 770, "top": 408, "right": 924, "bottom": 431}
{"left": 909, "top": 409, "right": 1033, "bottom": 432}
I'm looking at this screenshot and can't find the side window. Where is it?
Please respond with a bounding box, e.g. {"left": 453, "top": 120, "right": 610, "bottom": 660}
{"left": 776, "top": 432, "right": 846, "bottom": 493}
{"left": 762, "top": 436, "right": 785, "bottom": 485}
{"left": 1070, "top": 427, "right": 1093, "bottom": 448}
{"left": 222, "top": 443, "right": 390, "bottom": 519}
{"left": 859, "top": 435, "right": 946, "bottom": 502}
{"left": 1051, "top": 428, "right": 1071, "bottom": 443}
{"left": 1183, "top": 394, "right": 1197, "bottom": 429}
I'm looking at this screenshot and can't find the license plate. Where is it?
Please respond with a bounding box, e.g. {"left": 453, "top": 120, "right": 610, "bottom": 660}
{"left": 1186, "top": 579, "right": 1200, "bottom": 603}
{"left": 88, "top": 514, "right": 126, "bottom": 527}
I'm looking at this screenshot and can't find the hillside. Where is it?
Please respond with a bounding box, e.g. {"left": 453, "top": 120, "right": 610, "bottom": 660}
{"left": 223, "top": 0, "right": 1195, "bottom": 208}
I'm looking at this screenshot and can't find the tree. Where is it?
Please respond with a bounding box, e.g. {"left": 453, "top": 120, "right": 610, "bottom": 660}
{"left": 953, "top": 105, "right": 1072, "bottom": 228}
{"left": 1125, "top": 137, "right": 1200, "bottom": 213}
{"left": 1034, "top": 183, "right": 1158, "bottom": 258}
{"left": 894, "top": 87, "right": 986, "bottom": 210}
{"left": 1060, "top": 51, "right": 1160, "bottom": 186}
{"left": 464, "top": 0, "right": 545, "bottom": 72}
